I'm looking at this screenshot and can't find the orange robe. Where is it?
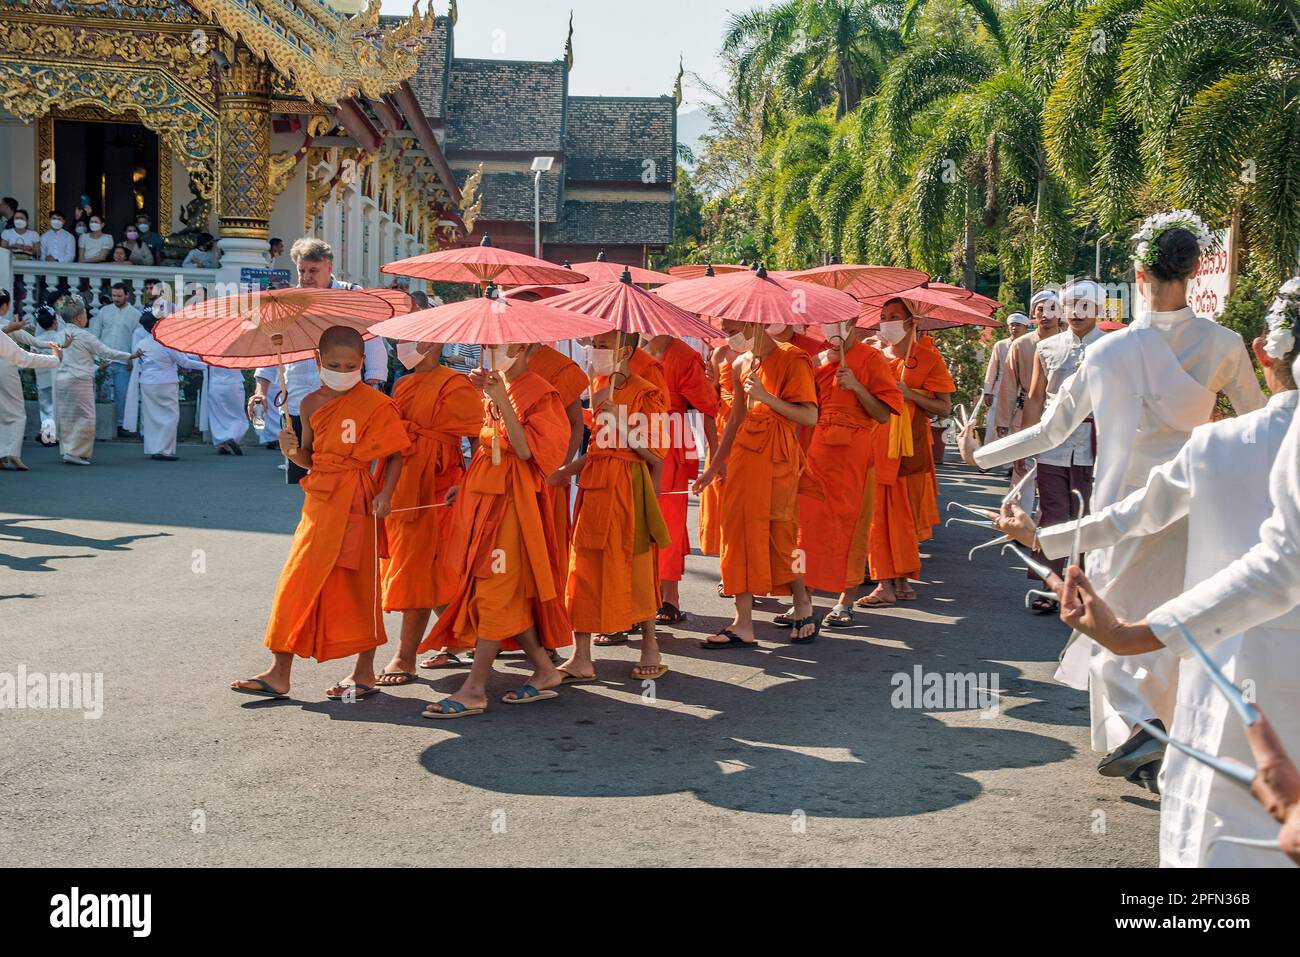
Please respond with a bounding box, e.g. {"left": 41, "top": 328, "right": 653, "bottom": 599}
{"left": 419, "top": 372, "right": 572, "bottom": 652}
{"left": 799, "top": 341, "right": 903, "bottom": 594}
{"left": 629, "top": 347, "right": 668, "bottom": 404}
{"left": 527, "top": 344, "right": 589, "bottom": 550}
{"left": 719, "top": 342, "right": 817, "bottom": 596}
{"left": 380, "top": 368, "right": 483, "bottom": 611}
{"left": 901, "top": 337, "right": 953, "bottom": 541}
{"left": 566, "top": 373, "right": 669, "bottom": 633}
{"left": 655, "top": 338, "right": 718, "bottom": 582}
{"left": 868, "top": 335, "right": 955, "bottom": 581}
{"left": 264, "top": 384, "right": 412, "bottom": 663}
{"left": 698, "top": 357, "right": 732, "bottom": 556}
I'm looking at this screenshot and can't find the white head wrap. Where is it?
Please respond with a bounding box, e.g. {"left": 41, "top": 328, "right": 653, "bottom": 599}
{"left": 1062, "top": 279, "right": 1105, "bottom": 312}
{"left": 1029, "top": 289, "right": 1058, "bottom": 310}
{"left": 1006, "top": 312, "right": 1029, "bottom": 327}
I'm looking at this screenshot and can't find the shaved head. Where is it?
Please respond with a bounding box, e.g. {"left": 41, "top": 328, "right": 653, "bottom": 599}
{"left": 319, "top": 325, "right": 365, "bottom": 357}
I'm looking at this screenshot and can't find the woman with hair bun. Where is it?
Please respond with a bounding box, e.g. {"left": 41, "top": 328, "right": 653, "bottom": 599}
{"left": 972, "top": 211, "right": 1266, "bottom": 793}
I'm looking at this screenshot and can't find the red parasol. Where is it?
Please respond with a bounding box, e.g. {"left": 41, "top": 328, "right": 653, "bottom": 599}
{"left": 656, "top": 264, "right": 859, "bottom": 327}
{"left": 155, "top": 287, "right": 399, "bottom": 360}
{"left": 1099, "top": 320, "right": 1127, "bottom": 332}
{"left": 666, "top": 263, "right": 752, "bottom": 279}
{"left": 542, "top": 269, "right": 718, "bottom": 339}
{"left": 566, "top": 252, "right": 676, "bottom": 286}
{"left": 502, "top": 284, "right": 581, "bottom": 300}
{"left": 859, "top": 284, "right": 1001, "bottom": 330}
{"left": 368, "top": 284, "right": 611, "bottom": 345}
{"left": 778, "top": 263, "right": 930, "bottom": 301}
{"left": 381, "top": 235, "right": 585, "bottom": 288}
{"left": 923, "top": 282, "right": 1001, "bottom": 314}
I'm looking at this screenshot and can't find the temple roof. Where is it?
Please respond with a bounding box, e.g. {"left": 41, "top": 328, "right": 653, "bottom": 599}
{"left": 544, "top": 198, "right": 674, "bottom": 246}
{"left": 565, "top": 96, "right": 677, "bottom": 185}
{"left": 444, "top": 58, "right": 567, "bottom": 154}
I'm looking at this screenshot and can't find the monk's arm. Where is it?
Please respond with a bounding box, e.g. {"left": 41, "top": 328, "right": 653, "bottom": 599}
{"left": 562, "top": 399, "right": 584, "bottom": 463}
{"left": 694, "top": 395, "right": 746, "bottom": 488}
{"left": 756, "top": 390, "right": 818, "bottom": 428}
{"left": 497, "top": 395, "right": 533, "bottom": 461}
{"left": 702, "top": 415, "right": 718, "bottom": 459}
{"left": 373, "top": 452, "right": 402, "bottom": 516}
{"left": 847, "top": 376, "right": 893, "bottom": 424}
{"left": 905, "top": 388, "right": 951, "bottom": 417}
{"left": 281, "top": 405, "right": 314, "bottom": 469}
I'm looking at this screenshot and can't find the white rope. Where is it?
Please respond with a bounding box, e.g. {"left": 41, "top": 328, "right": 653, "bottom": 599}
{"left": 372, "top": 500, "right": 452, "bottom": 641}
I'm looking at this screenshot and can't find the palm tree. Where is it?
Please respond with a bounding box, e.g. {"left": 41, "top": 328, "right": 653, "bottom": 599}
{"left": 723, "top": 0, "right": 904, "bottom": 127}
{"left": 1119, "top": 0, "right": 1300, "bottom": 286}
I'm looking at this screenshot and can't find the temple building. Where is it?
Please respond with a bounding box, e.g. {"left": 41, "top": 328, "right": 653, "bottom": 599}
{"left": 0, "top": 0, "right": 678, "bottom": 324}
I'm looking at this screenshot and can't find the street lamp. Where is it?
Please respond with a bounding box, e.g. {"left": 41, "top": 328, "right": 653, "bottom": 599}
{"left": 531, "top": 156, "right": 554, "bottom": 258}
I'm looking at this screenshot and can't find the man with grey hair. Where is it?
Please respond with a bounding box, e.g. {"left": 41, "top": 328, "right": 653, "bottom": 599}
{"left": 248, "top": 238, "right": 389, "bottom": 483}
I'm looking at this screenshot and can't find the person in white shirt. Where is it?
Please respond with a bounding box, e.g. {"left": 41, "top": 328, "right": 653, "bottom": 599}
{"left": 55, "top": 298, "right": 141, "bottom": 465}
{"left": 981, "top": 313, "right": 1026, "bottom": 447}
{"left": 77, "top": 216, "right": 114, "bottom": 264}
{"left": 974, "top": 212, "right": 1266, "bottom": 788}
{"left": 141, "top": 278, "right": 172, "bottom": 318}
{"left": 181, "top": 232, "right": 219, "bottom": 269}
{"left": 264, "top": 237, "right": 283, "bottom": 269}
{"left": 29, "top": 306, "right": 64, "bottom": 444}
{"left": 0, "top": 209, "right": 40, "bottom": 259}
{"left": 199, "top": 363, "right": 249, "bottom": 456}
{"left": 123, "top": 312, "right": 205, "bottom": 460}
{"left": 0, "top": 291, "right": 64, "bottom": 470}
{"left": 40, "top": 211, "right": 76, "bottom": 263}
{"left": 247, "top": 237, "right": 387, "bottom": 483}
{"left": 89, "top": 282, "right": 141, "bottom": 434}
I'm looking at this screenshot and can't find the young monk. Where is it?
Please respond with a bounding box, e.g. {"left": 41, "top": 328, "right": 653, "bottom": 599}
{"left": 643, "top": 334, "right": 718, "bottom": 622}
{"left": 553, "top": 330, "right": 670, "bottom": 681}
{"left": 526, "top": 342, "right": 588, "bottom": 548}
{"left": 785, "top": 321, "right": 901, "bottom": 628}
{"left": 698, "top": 341, "right": 737, "bottom": 561}
{"left": 231, "top": 326, "right": 410, "bottom": 701}
{"left": 373, "top": 341, "right": 483, "bottom": 684}
{"left": 420, "top": 342, "right": 573, "bottom": 717}
{"left": 693, "top": 316, "right": 820, "bottom": 645}
{"left": 860, "top": 300, "right": 954, "bottom": 606}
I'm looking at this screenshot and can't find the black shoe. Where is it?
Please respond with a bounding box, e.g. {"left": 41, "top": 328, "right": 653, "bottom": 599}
{"left": 230, "top": 440, "right": 243, "bottom": 456}
{"left": 217, "top": 443, "right": 231, "bottom": 455}
{"left": 1098, "top": 720, "right": 1167, "bottom": 779}
{"left": 150, "top": 453, "right": 179, "bottom": 462}
{"left": 117, "top": 427, "right": 131, "bottom": 438}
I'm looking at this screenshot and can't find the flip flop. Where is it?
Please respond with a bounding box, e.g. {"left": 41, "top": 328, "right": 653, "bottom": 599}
{"left": 502, "top": 684, "right": 559, "bottom": 705}
{"left": 716, "top": 582, "right": 731, "bottom": 598}
{"left": 789, "top": 617, "right": 820, "bottom": 644}
{"left": 896, "top": 587, "right": 918, "bottom": 601}
{"left": 558, "top": 668, "right": 597, "bottom": 685}
{"left": 699, "top": 629, "right": 756, "bottom": 650}
{"left": 823, "top": 606, "right": 854, "bottom": 628}
{"left": 1031, "top": 596, "right": 1059, "bottom": 615}
{"left": 655, "top": 603, "right": 687, "bottom": 624}
{"left": 423, "top": 699, "right": 484, "bottom": 719}
{"left": 855, "top": 593, "right": 895, "bottom": 607}
{"left": 772, "top": 607, "right": 797, "bottom": 628}
{"left": 375, "top": 670, "right": 419, "bottom": 686}
{"left": 325, "top": 682, "right": 379, "bottom": 701}
{"left": 230, "top": 677, "right": 288, "bottom": 700}
{"left": 593, "top": 632, "right": 628, "bottom": 646}
{"left": 631, "top": 664, "right": 669, "bottom": 680}
{"left": 419, "top": 652, "right": 466, "bottom": 670}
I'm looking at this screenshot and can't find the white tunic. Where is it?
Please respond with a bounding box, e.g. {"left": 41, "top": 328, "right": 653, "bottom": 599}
{"left": 0, "top": 329, "right": 60, "bottom": 458}
{"left": 981, "top": 337, "right": 1012, "bottom": 445}
{"left": 198, "top": 366, "right": 250, "bottom": 446}
{"left": 975, "top": 308, "right": 1265, "bottom": 749}
{"left": 1040, "top": 391, "right": 1299, "bottom": 866}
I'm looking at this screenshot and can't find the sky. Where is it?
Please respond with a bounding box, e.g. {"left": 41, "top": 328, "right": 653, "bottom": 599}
{"left": 378, "top": 0, "right": 764, "bottom": 109}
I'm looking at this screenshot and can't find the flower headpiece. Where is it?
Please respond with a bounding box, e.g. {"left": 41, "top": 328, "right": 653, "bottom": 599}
{"left": 1264, "top": 277, "right": 1300, "bottom": 361}
{"left": 53, "top": 291, "right": 87, "bottom": 313}
{"left": 1131, "top": 209, "right": 1216, "bottom": 267}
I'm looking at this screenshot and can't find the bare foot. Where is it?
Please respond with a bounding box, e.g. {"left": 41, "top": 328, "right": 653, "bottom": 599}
{"left": 702, "top": 620, "right": 755, "bottom": 645}
{"left": 375, "top": 657, "right": 419, "bottom": 686}
{"left": 557, "top": 656, "right": 596, "bottom": 681}
{"left": 425, "top": 689, "right": 488, "bottom": 716}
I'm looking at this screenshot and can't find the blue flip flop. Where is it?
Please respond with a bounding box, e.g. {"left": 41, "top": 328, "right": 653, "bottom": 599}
{"left": 423, "top": 699, "right": 485, "bottom": 719}
{"left": 502, "top": 684, "right": 559, "bottom": 705}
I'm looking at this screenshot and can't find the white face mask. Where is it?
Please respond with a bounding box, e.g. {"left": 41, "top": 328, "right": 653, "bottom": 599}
{"left": 821, "top": 321, "right": 852, "bottom": 344}
{"left": 589, "top": 347, "right": 617, "bottom": 377}
{"left": 488, "top": 345, "right": 518, "bottom": 373}
{"left": 765, "top": 323, "right": 787, "bottom": 336}
{"left": 727, "top": 331, "right": 751, "bottom": 353}
{"left": 878, "top": 320, "right": 908, "bottom": 345}
{"left": 396, "top": 342, "right": 428, "bottom": 369}
{"left": 49, "top": 219, "right": 63, "bottom": 231}
{"left": 13, "top": 219, "right": 26, "bottom": 229}
{"left": 89, "top": 222, "right": 102, "bottom": 233}
{"left": 137, "top": 223, "right": 150, "bottom": 234}
{"left": 318, "top": 367, "right": 362, "bottom": 391}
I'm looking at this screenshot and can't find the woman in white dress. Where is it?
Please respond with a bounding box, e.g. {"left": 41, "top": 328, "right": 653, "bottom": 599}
{"left": 199, "top": 364, "right": 250, "bottom": 455}
{"left": 0, "top": 293, "right": 64, "bottom": 470}
{"left": 123, "top": 312, "right": 205, "bottom": 461}
{"left": 55, "top": 298, "right": 141, "bottom": 466}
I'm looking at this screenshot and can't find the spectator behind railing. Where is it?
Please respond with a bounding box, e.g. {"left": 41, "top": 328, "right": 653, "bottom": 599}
{"left": 120, "top": 224, "right": 155, "bottom": 266}
{"left": 181, "top": 232, "right": 220, "bottom": 269}
{"left": 78, "top": 215, "right": 114, "bottom": 264}
{"left": 0, "top": 197, "right": 16, "bottom": 233}
{"left": 40, "top": 211, "right": 75, "bottom": 264}
{"left": 134, "top": 213, "right": 164, "bottom": 263}
{"left": 1, "top": 210, "right": 40, "bottom": 260}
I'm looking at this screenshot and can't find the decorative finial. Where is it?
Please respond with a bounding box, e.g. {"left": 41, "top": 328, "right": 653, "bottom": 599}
{"left": 704, "top": 263, "right": 715, "bottom": 277}
{"left": 596, "top": 250, "right": 607, "bottom": 262}
{"left": 564, "top": 11, "right": 574, "bottom": 71}
{"left": 620, "top": 267, "right": 633, "bottom": 284}
{"left": 479, "top": 234, "right": 493, "bottom": 247}
{"left": 756, "top": 264, "right": 767, "bottom": 278}
{"left": 673, "top": 55, "right": 684, "bottom": 107}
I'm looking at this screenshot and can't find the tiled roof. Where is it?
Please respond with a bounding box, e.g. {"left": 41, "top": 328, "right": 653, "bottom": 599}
{"left": 381, "top": 14, "right": 454, "bottom": 120}
{"left": 566, "top": 96, "right": 676, "bottom": 184}
{"left": 454, "top": 166, "right": 563, "bottom": 223}
{"left": 445, "top": 59, "right": 566, "bottom": 153}
{"left": 544, "top": 199, "right": 674, "bottom": 246}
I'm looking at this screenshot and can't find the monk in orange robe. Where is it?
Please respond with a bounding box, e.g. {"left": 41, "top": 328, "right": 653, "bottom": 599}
{"left": 231, "top": 326, "right": 411, "bottom": 701}
{"left": 552, "top": 330, "right": 671, "bottom": 681}
{"left": 527, "top": 343, "right": 588, "bottom": 549}
{"left": 789, "top": 322, "right": 902, "bottom": 627}
{"left": 643, "top": 335, "right": 718, "bottom": 622}
{"left": 362, "top": 343, "right": 485, "bottom": 684}
{"left": 693, "top": 319, "right": 820, "bottom": 645}
{"left": 698, "top": 343, "right": 736, "bottom": 561}
{"left": 861, "top": 301, "right": 954, "bottom": 606}
{"left": 419, "top": 342, "right": 573, "bottom": 717}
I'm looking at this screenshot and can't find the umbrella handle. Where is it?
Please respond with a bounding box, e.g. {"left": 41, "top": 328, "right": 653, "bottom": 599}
{"left": 481, "top": 353, "right": 502, "bottom": 465}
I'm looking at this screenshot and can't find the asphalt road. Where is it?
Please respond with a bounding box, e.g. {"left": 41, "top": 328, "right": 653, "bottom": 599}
{"left": 0, "top": 439, "right": 1158, "bottom": 866}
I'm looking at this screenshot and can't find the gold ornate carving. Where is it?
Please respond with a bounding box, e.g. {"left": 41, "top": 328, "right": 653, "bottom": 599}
{"left": 267, "top": 150, "right": 298, "bottom": 199}
{"left": 217, "top": 45, "right": 272, "bottom": 239}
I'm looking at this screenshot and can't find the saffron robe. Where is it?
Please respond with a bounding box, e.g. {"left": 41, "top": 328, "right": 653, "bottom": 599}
{"left": 868, "top": 335, "right": 954, "bottom": 580}
{"left": 264, "top": 384, "right": 412, "bottom": 662}
{"left": 567, "top": 373, "right": 670, "bottom": 633}
{"left": 655, "top": 338, "right": 719, "bottom": 582}
{"left": 380, "top": 367, "right": 483, "bottom": 611}
{"left": 527, "top": 344, "right": 589, "bottom": 549}
{"left": 419, "top": 372, "right": 572, "bottom": 651}
{"left": 698, "top": 357, "right": 733, "bottom": 556}
{"left": 719, "top": 342, "right": 817, "bottom": 596}
{"left": 800, "top": 341, "right": 902, "bottom": 593}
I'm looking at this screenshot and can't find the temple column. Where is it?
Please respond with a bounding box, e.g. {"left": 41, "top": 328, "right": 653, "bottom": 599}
{"left": 215, "top": 43, "right": 273, "bottom": 286}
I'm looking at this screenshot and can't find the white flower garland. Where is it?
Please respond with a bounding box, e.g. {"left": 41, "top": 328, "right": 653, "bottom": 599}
{"left": 1131, "top": 209, "right": 1216, "bottom": 267}
{"left": 1264, "top": 277, "right": 1300, "bottom": 361}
